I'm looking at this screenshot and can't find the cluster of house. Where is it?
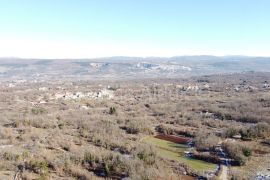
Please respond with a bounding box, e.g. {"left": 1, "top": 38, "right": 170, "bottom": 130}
{"left": 255, "top": 172, "right": 270, "bottom": 180}
{"left": 233, "top": 82, "right": 270, "bottom": 92}
{"left": 53, "top": 89, "right": 114, "bottom": 100}
{"left": 176, "top": 84, "right": 210, "bottom": 92}
{"left": 234, "top": 85, "right": 259, "bottom": 92}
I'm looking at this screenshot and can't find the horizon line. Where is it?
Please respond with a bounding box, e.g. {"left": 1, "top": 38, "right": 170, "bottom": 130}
{"left": 0, "top": 54, "right": 270, "bottom": 60}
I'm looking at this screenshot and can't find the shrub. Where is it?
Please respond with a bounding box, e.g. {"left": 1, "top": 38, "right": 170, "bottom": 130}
{"left": 242, "top": 147, "right": 252, "bottom": 157}
{"left": 223, "top": 143, "right": 249, "bottom": 166}
{"left": 66, "top": 165, "right": 93, "bottom": 180}
{"left": 84, "top": 151, "right": 99, "bottom": 166}
{"left": 102, "top": 153, "right": 127, "bottom": 176}
{"left": 133, "top": 144, "right": 157, "bottom": 166}
{"left": 31, "top": 107, "right": 47, "bottom": 115}
{"left": 83, "top": 151, "right": 129, "bottom": 178}
{"left": 194, "top": 132, "right": 219, "bottom": 150}
{"left": 125, "top": 118, "right": 152, "bottom": 134}
{"left": 225, "top": 127, "right": 239, "bottom": 138}
{"left": 109, "top": 107, "right": 116, "bottom": 115}
{"left": 3, "top": 152, "right": 19, "bottom": 161}
{"left": 25, "top": 159, "right": 49, "bottom": 175}
{"left": 155, "top": 124, "right": 174, "bottom": 135}
{"left": 193, "top": 152, "right": 221, "bottom": 164}
{"left": 240, "top": 123, "right": 270, "bottom": 139}
{"left": 252, "top": 123, "right": 270, "bottom": 138}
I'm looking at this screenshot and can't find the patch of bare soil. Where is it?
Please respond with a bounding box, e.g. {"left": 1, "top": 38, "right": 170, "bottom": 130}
{"left": 155, "top": 134, "right": 191, "bottom": 144}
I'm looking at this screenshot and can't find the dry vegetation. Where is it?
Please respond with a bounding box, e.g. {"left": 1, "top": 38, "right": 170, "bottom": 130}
{"left": 0, "top": 72, "right": 270, "bottom": 179}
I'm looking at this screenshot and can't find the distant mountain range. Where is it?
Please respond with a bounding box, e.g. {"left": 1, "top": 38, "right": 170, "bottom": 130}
{"left": 0, "top": 56, "right": 270, "bottom": 82}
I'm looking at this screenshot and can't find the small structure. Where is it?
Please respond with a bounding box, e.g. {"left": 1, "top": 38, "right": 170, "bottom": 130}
{"left": 39, "top": 87, "right": 48, "bottom": 91}
{"left": 232, "top": 134, "right": 242, "bottom": 139}
{"left": 247, "top": 86, "right": 258, "bottom": 92}
{"left": 187, "top": 141, "right": 194, "bottom": 147}
{"left": 184, "top": 151, "right": 193, "bottom": 157}
{"left": 263, "top": 83, "right": 270, "bottom": 88}
{"left": 186, "top": 85, "right": 199, "bottom": 92}
{"left": 8, "top": 83, "right": 15, "bottom": 88}
{"left": 201, "top": 84, "right": 210, "bottom": 91}
{"left": 255, "top": 172, "right": 270, "bottom": 180}
{"left": 234, "top": 86, "right": 240, "bottom": 92}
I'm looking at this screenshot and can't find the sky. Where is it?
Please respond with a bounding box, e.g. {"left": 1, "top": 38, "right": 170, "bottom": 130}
{"left": 0, "top": 0, "right": 269, "bottom": 58}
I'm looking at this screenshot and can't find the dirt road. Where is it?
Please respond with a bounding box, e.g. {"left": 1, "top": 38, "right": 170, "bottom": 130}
{"left": 220, "top": 165, "right": 228, "bottom": 180}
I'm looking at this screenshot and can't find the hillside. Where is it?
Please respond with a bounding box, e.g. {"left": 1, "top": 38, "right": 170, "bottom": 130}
{"left": 0, "top": 56, "right": 270, "bottom": 82}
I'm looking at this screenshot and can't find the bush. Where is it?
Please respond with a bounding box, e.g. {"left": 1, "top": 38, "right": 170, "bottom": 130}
{"left": 242, "top": 147, "right": 252, "bottom": 157}
{"left": 133, "top": 144, "right": 157, "bottom": 166}
{"left": 125, "top": 118, "right": 152, "bottom": 134}
{"left": 31, "top": 107, "right": 47, "bottom": 115}
{"left": 84, "top": 151, "right": 99, "bottom": 166}
{"left": 193, "top": 152, "right": 221, "bottom": 164}
{"left": 194, "top": 132, "right": 219, "bottom": 150}
{"left": 225, "top": 127, "right": 239, "bottom": 138}
{"left": 240, "top": 123, "right": 270, "bottom": 139}
{"left": 66, "top": 165, "right": 93, "bottom": 180}
{"left": 2, "top": 152, "right": 20, "bottom": 161}
{"left": 155, "top": 124, "right": 174, "bottom": 135}
{"left": 25, "top": 159, "right": 49, "bottom": 176}
{"left": 109, "top": 107, "right": 116, "bottom": 115}
{"left": 102, "top": 153, "right": 127, "bottom": 177}
{"left": 223, "top": 143, "right": 249, "bottom": 166}
{"left": 252, "top": 123, "right": 270, "bottom": 138}
{"left": 83, "top": 151, "right": 128, "bottom": 178}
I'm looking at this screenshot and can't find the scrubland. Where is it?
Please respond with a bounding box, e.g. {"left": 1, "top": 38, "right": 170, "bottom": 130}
{"left": 0, "top": 72, "right": 270, "bottom": 179}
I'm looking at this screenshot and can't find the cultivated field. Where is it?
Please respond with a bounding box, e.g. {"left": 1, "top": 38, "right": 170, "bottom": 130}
{"left": 143, "top": 136, "right": 216, "bottom": 172}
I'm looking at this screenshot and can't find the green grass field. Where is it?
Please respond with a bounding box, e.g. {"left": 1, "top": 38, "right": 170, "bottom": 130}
{"left": 143, "top": 136, "right": 216, "bottom": 172}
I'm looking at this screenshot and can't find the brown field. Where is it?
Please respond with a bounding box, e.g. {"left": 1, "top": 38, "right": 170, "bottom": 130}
{"left": 155, "top": 134, "right": 191, "bottom": 144}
